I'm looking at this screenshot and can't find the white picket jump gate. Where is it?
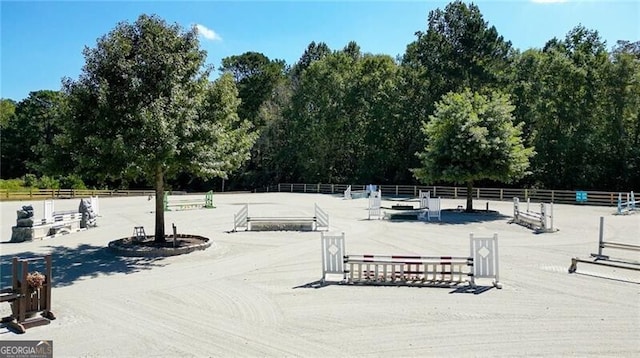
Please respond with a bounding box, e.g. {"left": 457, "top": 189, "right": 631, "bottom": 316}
{"left": 417, "top": 196, "right": 441, "bottom": 221}
{"left": 343, "top": 185, "right": 351, "bottom": 200}
{"left": 233, "top": 204, "right": 249, "bottom": 231}
{"left": 344, "top": 185, "right": 375, "bottom": 199}
{"left": 321, "top": 232, "right": 501, "bottom": 289}
{"left": 569, "top": 216, "right": 640, "bottom": 273}
{"left": 368, "top": 189, "right": 382, "bottom": 220}
{"left": 419, "top": 190, "right": 430, "bottom": 209}
{"left": 616, "top": 191, "right": 637, "bottom": 215}
{"left": 232, "top": 203, "right": 329, "bottom": 232}
{"left": 512, "top": 197, "right": 555, "bottom": 233}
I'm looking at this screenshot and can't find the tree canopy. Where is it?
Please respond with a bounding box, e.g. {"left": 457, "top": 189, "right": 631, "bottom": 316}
{"left": 63, "top": 14, "right": 256, "bottom": 241}
{"left": 413, "top": 89, "right": 534, "bottom": 211}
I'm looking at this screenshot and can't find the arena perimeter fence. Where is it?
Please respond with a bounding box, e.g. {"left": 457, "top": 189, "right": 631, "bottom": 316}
{"left": 257, "top": 183, "right": 636, "bottom": 207}
{"left": 1, "top": 185, "right": 635, "bottom": 207}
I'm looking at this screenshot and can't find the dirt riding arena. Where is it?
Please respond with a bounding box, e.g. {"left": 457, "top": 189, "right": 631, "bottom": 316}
{"left": 1, "top": 193, "right": 639, "bottom": 357}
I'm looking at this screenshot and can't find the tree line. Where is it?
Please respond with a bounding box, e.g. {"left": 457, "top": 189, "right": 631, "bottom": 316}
{"left": 2, "top": 1, "right": 639, "bottom": 193}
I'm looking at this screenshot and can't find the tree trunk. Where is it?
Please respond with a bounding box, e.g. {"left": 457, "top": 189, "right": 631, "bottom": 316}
{"left": 466, "top": 180, "right": 473, "bottom": 212}
{"left": 154, "top": 165, "right": 166, "bottom": 243}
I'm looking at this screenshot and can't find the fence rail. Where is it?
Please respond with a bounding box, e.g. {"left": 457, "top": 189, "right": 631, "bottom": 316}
{"left": 259, "top": 183, "right": 635, "bottom": 207}
{"left": 0, "top": 189, "right": 156, "bottom": 201}
{"left": 1, "top": 184, "right": 634, "bottom": 207}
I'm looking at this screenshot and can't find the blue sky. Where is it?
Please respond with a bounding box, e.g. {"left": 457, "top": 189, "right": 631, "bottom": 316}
{"left": 1, "top": 0, "right": 638, "bottom": 101}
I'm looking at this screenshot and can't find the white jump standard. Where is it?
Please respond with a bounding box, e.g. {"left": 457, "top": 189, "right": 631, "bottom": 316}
{"left": 233, "top": 203, "right": 329, "bottom": 232}
{"left": 321, "top": 232, "right": 501, "bottom": 289}
{"left": 568, "top": 216, "right": 640, "bottom": 274}
{"left": 615, "top": 191, "right": 637, "bottom": 215}
{"left": 511, "top": 197, "right": 556, "bottom": 233}
{"left": 368, "top": 189, "right": 382, "bottom": 220}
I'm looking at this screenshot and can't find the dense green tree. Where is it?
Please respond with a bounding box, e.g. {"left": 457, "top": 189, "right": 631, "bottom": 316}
{"left": 406, "top": 0, "right": 512, "bottom": 96}
{"left": 0, "top": 98, "right": 16, "bottom": 128}
{"left": 219, "top": 52, "right": 287, "bottom": 187}
{"left": 413, "top": 89, "right": 534, "bottom": 211}
{"left": 511, "top": 26, "right": 614, "bottom": 189}
{"left": 290, "top": 41, "right": 331, "bottom": 86}
{"left": 283, "top": 45, "right": 403, "bottom": 184}
{"left": 64, "top": 14, "right": 256, "bottom": 242}
{"left": 0, "top": 91, "right": 69, "bottom": 179}
{"left": 219, "top": 52, "right": 286, "bottom": 125}
{"left": 401, "top": 0, "right": 514, "bottom": 187}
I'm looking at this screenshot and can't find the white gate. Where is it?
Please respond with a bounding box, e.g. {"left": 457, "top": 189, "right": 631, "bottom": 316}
{"left": 321, "top": 232, "right": 345, "bottom": 283}
{"left": 470, "top": 233, "right": 501, "bottom": 288}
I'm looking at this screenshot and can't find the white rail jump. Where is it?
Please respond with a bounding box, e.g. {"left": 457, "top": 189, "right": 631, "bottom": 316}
{"left": 368, "top": 189, "right": 382, "bottom": 220}
{"left": 616, "top": 191, "right": 637, "bottom": 215}
{"left": 569, "top": 216, "right": 640, "bottom": 273}
{"left": 512, "top": 197, "right": 555, "bottom": 233}
{"left": 233, "top": 204, "right": 329, "bottom": 232}
{"left": 321, "top": 232, "right": 501, "bottom": 289}
{"left": 344, "top": 185, "right": 375, "bottom": 199}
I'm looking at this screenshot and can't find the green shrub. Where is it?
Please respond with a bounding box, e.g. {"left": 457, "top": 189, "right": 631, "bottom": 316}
{"left": 0, "top": 179, "right": 25, "bottom": 190}
{"left": 22, "top": 174, "right": 37, "bottom": 187}
{"left": 37, "top": 176, "right": 60, "bottom": 189}
{"left": 59, "top": 174, "right": 87, "bottom": 189}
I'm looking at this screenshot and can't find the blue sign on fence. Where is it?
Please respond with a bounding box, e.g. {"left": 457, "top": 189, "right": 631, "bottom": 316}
{"left": 576, "top": 191, "right": 588, "bottom": 203}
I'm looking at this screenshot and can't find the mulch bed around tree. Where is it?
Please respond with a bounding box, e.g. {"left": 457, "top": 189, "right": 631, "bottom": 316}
{"left": 108, "top": 234, "right": 211, "bottom": 257}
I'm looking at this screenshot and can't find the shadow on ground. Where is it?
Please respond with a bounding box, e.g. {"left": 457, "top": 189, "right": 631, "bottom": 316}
{"left": 0, "top": 244, "right": 168, "bottom": 288}
{"left": 293, "top": 280, "right": 496, "bottom": 294}
{"left": 368, "top": 210, "right": 511, "bottom": 225}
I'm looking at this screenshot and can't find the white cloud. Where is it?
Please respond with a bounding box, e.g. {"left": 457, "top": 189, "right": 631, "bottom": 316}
{"left": 531, "top": 0, "right": 568, "bottom": 3}
{"left": 195, "top": 24, "right": 222, "bottom": 41}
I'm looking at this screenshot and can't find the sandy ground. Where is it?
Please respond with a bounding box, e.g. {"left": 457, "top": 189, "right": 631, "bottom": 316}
{"left": 0, "top": 192, "right": 639, "bottom": 357}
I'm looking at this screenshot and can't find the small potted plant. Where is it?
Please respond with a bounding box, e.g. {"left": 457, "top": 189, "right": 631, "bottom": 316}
{"left": 26, "top": 271, "right": 46, "bottom": 291}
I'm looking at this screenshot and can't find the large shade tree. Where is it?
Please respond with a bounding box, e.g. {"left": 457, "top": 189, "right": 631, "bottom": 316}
{"left": 413, "top": 89, "right": 534, "bottom": 211}
{"left": 64, "top": 14, "right": 256, "bottom": 242}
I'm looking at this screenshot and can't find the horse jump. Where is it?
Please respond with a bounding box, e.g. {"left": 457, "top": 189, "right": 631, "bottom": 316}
{"left": 10, "top": 198, "right": 99, "bottom": 242}
{"left": 616, "top": 191, "right": 637, "bottom": 215}
{"left": 512, "top": 197, "right": 555, "bottom": 233}
{"left": 321, "top": 232, "right": 501, "bottom": 289}
{"left": 0, "top": 255, "right": 56, "bottom": 333}
{"left": 569, "top": 216, "right": 640, "bottom": 274}
{"left": 344, "top": 185, "right": 376, "bottom": 199}
{"left": 164, "top": 190, "right": 215, "bottom": 211}
{"left": 368, "top": 189, "right": 382, "bottom": 220}
{"left": 233, "top": 204, "right": 329, "bottom": 232}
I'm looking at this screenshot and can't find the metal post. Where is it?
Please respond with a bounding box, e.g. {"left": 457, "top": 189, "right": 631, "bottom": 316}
{"left": 173, "top": 223, "right": 177, "bottom": 248}
{"left": 500, "top": 189, "right": 503, "bottom": 201}
{"left": 598, "top": 216, "right": 604, "bottom": 257}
